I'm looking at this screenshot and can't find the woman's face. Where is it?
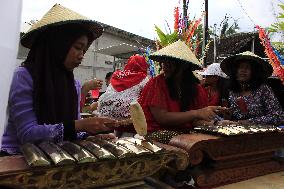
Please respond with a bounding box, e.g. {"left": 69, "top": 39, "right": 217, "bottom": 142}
{"left": 161, "top": 62, "right": 176, "bottom": 78}
{"left": 64, "top": 35, "right": 88, "bottom": 71}
{"left": 236, "top": 61, "right": 252, "bottom": 82}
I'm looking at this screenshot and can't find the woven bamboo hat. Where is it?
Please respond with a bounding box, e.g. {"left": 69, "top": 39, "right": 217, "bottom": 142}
{"left": 21, "top": 4, "right": 103, "bottom": 48}
{"left": 220, "top": 51, "right": 273, "bottom": 78}
{"left": 149, "top": 40, "right": 202, "bottom": 70}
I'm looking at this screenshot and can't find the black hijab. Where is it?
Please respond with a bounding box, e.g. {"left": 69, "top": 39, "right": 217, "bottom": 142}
{"left": 165, "top": 62, "right": 199, "bottom": 112}
{"left": 22, "top": 24, "right": 92, "bottom": 124}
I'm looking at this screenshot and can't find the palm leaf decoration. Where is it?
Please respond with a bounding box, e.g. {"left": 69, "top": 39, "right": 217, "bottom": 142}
{"left": 154, "top": 4, "right": 205, "bottom": 62}
{"left": 155, "top": 25, "right": 179, "bottom": 47}
{"left": 155, "top": 25, "right": 168, "bottom": 47}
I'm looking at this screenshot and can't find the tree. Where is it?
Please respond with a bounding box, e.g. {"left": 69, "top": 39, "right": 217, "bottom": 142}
{"left": 269, "top": 3, "right": 284, "bottom": 34}
{"left": 211, "top": 14, "right": 240, "bottom": 38}
{"left": 269, "top": 3, "right": 284, "bottom": 52}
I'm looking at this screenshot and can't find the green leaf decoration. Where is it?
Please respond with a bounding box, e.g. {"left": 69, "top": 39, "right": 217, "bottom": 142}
{"left": 155, "top": 25, "right": 168, "bottom": 47}
{"left": 167, "top": 32, "right": 179, "bottom": 44}
{"left": 155, "top": 25, "right": 179, "bottom": 47}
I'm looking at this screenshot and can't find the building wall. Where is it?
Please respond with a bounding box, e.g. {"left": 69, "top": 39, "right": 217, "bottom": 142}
{"left": 73, "top": 31, "right": 146, "bottom": 91}
{"left": 17, "top": 27, "right": 154, "bottom": 92}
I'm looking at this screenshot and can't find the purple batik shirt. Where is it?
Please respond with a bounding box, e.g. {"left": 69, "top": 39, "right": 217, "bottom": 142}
{"left": 1, "top": 67, "right": 84, "bottom": 154}
{"left": 228, "top": 84, "right": 284, "bottom": 125}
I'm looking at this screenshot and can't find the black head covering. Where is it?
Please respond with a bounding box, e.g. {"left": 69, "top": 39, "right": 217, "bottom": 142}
{"left": 22, "top": 24, "right": 93, "bottom": 124}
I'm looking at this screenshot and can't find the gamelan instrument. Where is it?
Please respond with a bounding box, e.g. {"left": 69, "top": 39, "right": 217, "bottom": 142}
{"left": 194, "top": 124, "right": 281, "bottom": 136}
{"left": 168, "top": 124, "right": 284, "bottom": 188}
{"left": 0, "top": 137, "right": 188, "bottom": 189}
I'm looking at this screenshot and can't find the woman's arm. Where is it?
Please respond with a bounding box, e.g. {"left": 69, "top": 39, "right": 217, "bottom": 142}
{"left": 81, "top": 78, "right": 103, "bottom": 97}
{"left": 80, "top": 78, "right": 103, "bottom": 111}
{"left": 149, "top": 106, "right": 199, "bottom": 126}
{"left": 149, "top": 106, "right": 222, "bottom": 126}
{"left": 10, "top": 69, "right": 114, "bottom": 145}
{"left": 10, "top": 69, "right": 64, "bottom": 144}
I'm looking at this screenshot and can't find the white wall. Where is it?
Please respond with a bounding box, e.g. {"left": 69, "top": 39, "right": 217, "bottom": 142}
{"left": 0, "top": 1, "right": 22, "bottom": 147}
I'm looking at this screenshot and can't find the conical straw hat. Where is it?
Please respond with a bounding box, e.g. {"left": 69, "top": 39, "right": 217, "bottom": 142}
{"left": 149, "top": 40, "right": 202, "bottom": 70}
{"left": 21, "top": 4, "right": 103, "bottom": 48}
{"left": 220, "top": 51, "right": 273, "bottom": 78}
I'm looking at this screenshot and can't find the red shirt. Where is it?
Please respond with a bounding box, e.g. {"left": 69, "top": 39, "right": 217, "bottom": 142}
{"left": 138, "top": 74, "right": 208, "bottom": 133}
{"left": 204, "top": 87, "right": 220, "bottom": 106}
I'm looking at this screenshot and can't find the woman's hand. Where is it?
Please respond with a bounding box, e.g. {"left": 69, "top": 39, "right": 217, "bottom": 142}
{"left": 222, "top": 108, "right": 233, "bottom": 120}
{"left": 81, "top": 78, "right": 103, "bottom": 96}
{"left": 90, "top": 133, "right": 117, "bottom": 140}
{"left": 192, "top": 120, "right": 214, "bottom": 127}
{"left": 195, "top": 106, "right": 227, "bottom": 121}
{"left": 86, "top": 78, "right": 103, "bottom": 90}
{"left": 237, "top": 120, "right": 252, "bottom": 125}
{"left": 217, "top": 120, "right": 238, "bottom": 126}
{"left": 75, "top": 117, "right": 117, "bottom": 134}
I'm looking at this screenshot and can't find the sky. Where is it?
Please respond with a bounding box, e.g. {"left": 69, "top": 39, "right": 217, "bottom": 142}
{"left": 21, "top": 0, "right": 281, "bottom": 40}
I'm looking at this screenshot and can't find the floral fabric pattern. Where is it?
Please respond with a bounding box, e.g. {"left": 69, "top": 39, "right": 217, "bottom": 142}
{"left": 97, "top": 77, "right": 149, "bottom": 120}
{"left": 228, "top": 84, "right": 284, "bottom": 125}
